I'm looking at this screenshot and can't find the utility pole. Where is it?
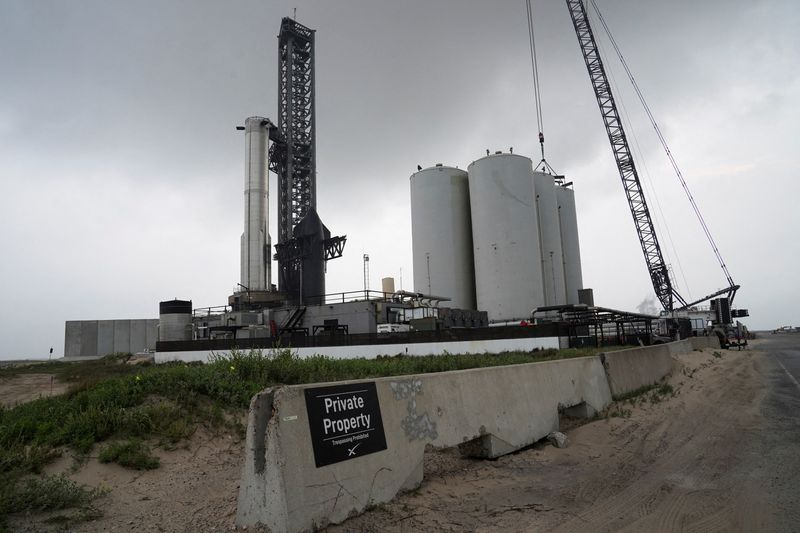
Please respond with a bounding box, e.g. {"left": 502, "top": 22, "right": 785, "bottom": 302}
{"left": 363, "top": 254, "right": 370, "bottom": 299}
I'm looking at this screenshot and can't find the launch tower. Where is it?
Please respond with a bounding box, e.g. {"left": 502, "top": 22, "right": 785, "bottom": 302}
{"left": 271, "top": 17, "right": 345, "bottom": 304}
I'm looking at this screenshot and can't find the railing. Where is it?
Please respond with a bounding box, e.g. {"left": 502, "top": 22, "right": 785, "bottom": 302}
{"left": 309, "top": 289, "right": 452, "bottom": 306}
{"left": 310, "top": 290, "right": 400, "bottom": 305}
{"left": 193, "top": 305, "right": 231, "bottom": 319}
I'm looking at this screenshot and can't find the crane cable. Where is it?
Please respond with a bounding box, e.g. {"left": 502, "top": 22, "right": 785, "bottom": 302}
{"left": 589, "top": 0, "right": 736, "bottom": 295}
{"left": 590, "top": 17, "right": 693, "bottom": 301}
{"left": 526, "top": 0, "right": 556, "bottom": 174}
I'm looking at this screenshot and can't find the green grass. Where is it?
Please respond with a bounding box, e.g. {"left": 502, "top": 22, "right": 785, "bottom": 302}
{"left": 606, "top": 404, "right": 632, "bottom": 418}
{"left": 211, "top": 346, "right": 607, "bottom": 391}
{"left": 0, "top": 473, "right": 105, "bottom": 514}
{"left": 0, "top": 473, "right": 106, "bottom": 531}
{"left": 613, "top": 381, "right": 676, "bottom": 405}
{"left": 0, "top": 352, "right": 140, "bottom": 383}
{"left": 99, "top": 439, "right": 159, "bottom": 470}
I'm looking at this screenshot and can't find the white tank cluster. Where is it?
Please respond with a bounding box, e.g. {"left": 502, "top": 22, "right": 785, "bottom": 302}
{"left": 410, "top": 152, "right": 583, "bottom": 322}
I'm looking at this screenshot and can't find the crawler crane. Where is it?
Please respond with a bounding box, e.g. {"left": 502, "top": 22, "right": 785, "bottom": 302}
{"left": 563, "top": 0, "right": 747, "bottom": 344}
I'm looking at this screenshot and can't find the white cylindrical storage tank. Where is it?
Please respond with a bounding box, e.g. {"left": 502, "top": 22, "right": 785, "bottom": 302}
{"left": 410, "top": 164, "right": 476, "bottom": 309}
{"left": 556, "top": 185, "right": 584, "bottom": 304}
{"left": 381, "top": 277, "right": 396, "bottom": 295}
{"left": 468, "top": 153, "right": 544, "bottom": 321}
{"left": 158, "top": 299, "right": 192, "bottom": 342}
{"left": 533, "top": 172, "right": 566, "bottom": 306}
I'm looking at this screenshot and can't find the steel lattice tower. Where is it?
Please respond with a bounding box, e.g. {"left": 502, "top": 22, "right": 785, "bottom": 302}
{"left": 270, "top": 17, "right": 345, "bottom": 302}
{"left": 272, "top": 17, "right": 316, "bottom": 246}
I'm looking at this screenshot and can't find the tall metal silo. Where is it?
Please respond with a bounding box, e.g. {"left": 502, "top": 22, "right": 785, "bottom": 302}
{"left": 534, "top": 172, "right": 567, "bottom": 305}
{"left": 410, "top": 164, "right": 476, "bottom": 310}
{"left": 468, "top": 153, "right": 544, "bottom": 321}
{"left": 556, "top": 184, "right": 584, "bottom": 304}
{"left": 241, "top": 117, "right": 271, "bottom": 292}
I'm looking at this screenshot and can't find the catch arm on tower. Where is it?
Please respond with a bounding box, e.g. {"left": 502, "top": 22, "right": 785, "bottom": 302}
{"left": 565, "top": 0, "right": 686, "bottom": 312}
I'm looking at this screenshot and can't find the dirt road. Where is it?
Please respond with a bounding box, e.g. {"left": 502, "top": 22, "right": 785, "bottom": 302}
{"left": 332, "top": 337, "right": 800, "bottom": 532}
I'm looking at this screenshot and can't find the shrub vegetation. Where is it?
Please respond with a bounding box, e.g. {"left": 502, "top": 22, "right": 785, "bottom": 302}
{"left": 99, "top": 439, "right": 160, "bottom": 470}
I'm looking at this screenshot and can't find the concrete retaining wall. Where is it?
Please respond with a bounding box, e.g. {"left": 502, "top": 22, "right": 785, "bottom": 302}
{"left": 666, "top": 338, "right": 694, "bottom": 357}
{"left": 690, "top": 335, "right": 721, "bottom": 350}
{"left": 64, "top": 319, "right": 159, "bottom": 358}
{"left": 155, "top": 336, "right": 561, "bottom": 364}
{"left": 602, "top": 339, "right": 700, "bottom": 398}
{"left": 236, "top": 356, "right": 612, "bottom": 531}
{"left": 602, "top": 344, "right": 671, "bottom": 398}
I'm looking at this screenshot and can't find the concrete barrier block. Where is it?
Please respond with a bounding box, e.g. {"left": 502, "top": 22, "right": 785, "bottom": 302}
{"left": 666, "top": 339, "right": 693, "bottom": 357}
{"left": 602, "top": 344, "right": 673, "bottom": 398}
{"left": 602, "top": 339, "right": 702, "bottom": 398}
{"left": 690, "top": 336, "right": 721, "bottom": 350}
{"left": 236, "top": 356, "right": 612, "bottom": 532}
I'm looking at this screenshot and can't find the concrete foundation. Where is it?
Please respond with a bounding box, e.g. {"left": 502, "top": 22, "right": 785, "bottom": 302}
{"left": 236, "top": 356, "right": 612, "bottom": 531}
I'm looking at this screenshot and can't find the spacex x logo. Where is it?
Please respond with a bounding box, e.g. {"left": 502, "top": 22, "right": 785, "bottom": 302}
{"left": 305, "top": 382, "right": 387, "bottom": 467}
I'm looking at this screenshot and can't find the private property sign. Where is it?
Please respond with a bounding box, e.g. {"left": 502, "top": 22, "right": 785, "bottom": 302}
{"left": 304, "top": 382, "right": 388, "bottom": 467}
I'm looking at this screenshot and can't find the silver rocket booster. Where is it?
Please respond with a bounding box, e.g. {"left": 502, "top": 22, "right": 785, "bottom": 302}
{"left": 240, "top": 117, "right": 271, "bottom": 291}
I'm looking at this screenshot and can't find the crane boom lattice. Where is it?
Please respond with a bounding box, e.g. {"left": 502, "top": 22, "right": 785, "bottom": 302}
{"left": 587, "top": 0, "right": 738, "bottom": 307}
{"left": 565, "top": 0, "right": 686, "bottom": 312}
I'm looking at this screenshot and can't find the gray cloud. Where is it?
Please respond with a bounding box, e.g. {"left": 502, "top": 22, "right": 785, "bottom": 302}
{"left": 1, "top": 0, "right": 798, "bottom": 358}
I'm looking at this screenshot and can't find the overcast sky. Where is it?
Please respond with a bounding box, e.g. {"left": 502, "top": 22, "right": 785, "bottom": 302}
{"left": 1, "top": 0, "right": 797, "bottom": 359}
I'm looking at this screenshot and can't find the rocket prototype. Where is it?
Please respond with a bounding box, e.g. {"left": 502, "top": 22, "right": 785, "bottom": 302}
{"left": 240, "top": 116, "right": 271, "bottom": 292}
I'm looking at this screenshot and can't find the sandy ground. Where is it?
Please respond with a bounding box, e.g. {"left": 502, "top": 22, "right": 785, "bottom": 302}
{"left": 0, "top": 373, "right": 69, "bottom": 407}
{"left": 8, "top": 340, "right": 799, "bottom": 532}
{"left": 330, "top": 340, "right": 797, "bottom": 532}
{"left": 10, "top": 428, "right": 245, "bottom": 533}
